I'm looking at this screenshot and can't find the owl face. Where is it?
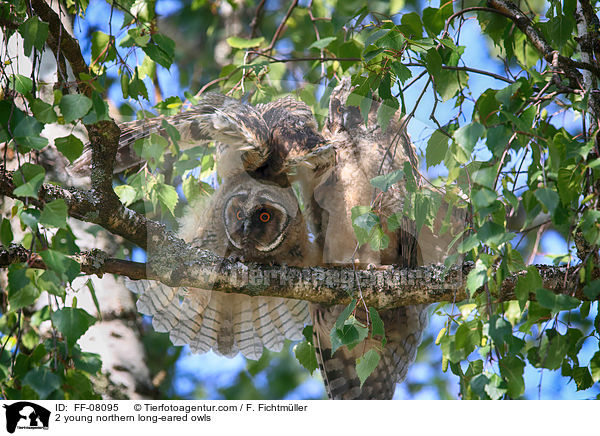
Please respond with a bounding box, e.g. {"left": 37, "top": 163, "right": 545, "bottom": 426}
{"left": 222, "top": 181, "right": 298, "bottom": 258}
{"left": 329, "top": 98, "right": 363, "bottom": 133}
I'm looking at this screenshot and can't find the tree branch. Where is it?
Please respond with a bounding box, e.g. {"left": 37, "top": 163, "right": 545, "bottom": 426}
{"left": 29, "top": 0, "right": 91, "bottom": 96}
{"left": 2, "top": 243, "right": 596, "bottom": 309}
{"left": 487, "top": 0, "right": 600, "bottom": 78}
{"left": 0, "top": 165, "right": 163, "bottom": 250}
{"left": 25, "top": 1, "right": 155, "bottom": 250}
{"left": 266, "top": 0, "right": 299, "bottom": 53}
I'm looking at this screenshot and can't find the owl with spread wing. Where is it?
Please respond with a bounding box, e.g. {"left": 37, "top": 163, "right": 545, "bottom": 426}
{"left": 76, "top": 84, "right": 458, "bottom": 399}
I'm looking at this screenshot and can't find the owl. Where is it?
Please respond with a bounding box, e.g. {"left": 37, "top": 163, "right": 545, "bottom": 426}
{"left": 310, "top": 78, "right": 466, "bottom": 399}
{"left": 122, "top": 94, "right": 330, "bottom": 360}
{"left": 132, "top": 171, "right": 319, "bottom": 359}
{"left": 87, "top": 87, "right": 455, "bottom": 399}
{"left": 308, "top": 78, "right": 429, "bottom": 399}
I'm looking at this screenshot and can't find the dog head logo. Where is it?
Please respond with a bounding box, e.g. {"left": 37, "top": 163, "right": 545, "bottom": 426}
{"left": 3, "top": 402, "right": 50, "bottom": 433}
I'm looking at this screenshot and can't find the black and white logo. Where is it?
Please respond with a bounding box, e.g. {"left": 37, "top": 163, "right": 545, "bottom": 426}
{"left": 3, "top": 402, "right": 50, "bottom": 433}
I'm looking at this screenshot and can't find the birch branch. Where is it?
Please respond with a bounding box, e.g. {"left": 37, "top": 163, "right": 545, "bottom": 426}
{"left": 1, "top": 243, "right": 596, "bottom": 309}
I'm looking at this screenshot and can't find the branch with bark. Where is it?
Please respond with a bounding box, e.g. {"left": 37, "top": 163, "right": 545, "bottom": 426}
{"left": 486, "top": 0, "right": 600, "bottom": 115}
{"left": 0, "top": 165, "right": 162, "bottom": 250}
{"left": 1, "top": 242, "right": 596, "bottom": 309}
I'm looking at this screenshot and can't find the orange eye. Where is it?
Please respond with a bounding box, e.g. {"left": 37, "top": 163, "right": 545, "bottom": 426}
{"left": 236, "top": 210, "right": 243, "bottom": 220}
{"left": 259, "top": 212, "right": 271, "bottom": 223}
{"left": 336, "top": 104, "right": 342, "bottom": 114}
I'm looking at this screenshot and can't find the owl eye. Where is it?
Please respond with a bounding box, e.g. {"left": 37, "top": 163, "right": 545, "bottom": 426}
{"left": 259, "top": 212, "right": 271, "bottom": 223}
{"left": 236, "top": 210, "right": 243, "bottom": 220}
{"left": 336, "top": 104, "right": 343, "bottom": 114}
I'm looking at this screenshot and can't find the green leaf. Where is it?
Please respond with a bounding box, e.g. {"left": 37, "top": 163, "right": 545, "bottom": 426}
{"left": 470, "top": 373, "right": 491, "bottom": 399}
{"left": 583, "top": 280, "right": 600, "bottom": 300}
{"left": 59, "top": 94, "right": 93, "bottom": 123}
{"left": 51, "top": 307, "right": 96, "bottom": 349}
{"left": 514, "top": 266, "right": 542, "bottom": 311}
{"left": 31, "top": 99, "right": 58, "bottom": 123}
{"left": 368, "top": 307, "right": 385, "bottom": 339}
{"left": 572, "top": 366, "right": 594, "bottom": 391}
{"left": 356, "top": 349, "right": 381, "bottom": 387}
{"left": 391, "top": 62, "right": 412, "bottom": 83}
{"left": 1, "top": 218, "right": 14, "bottom": 246}
{"left": 426, "top": 129, "right": 449, "bottom": 167}
{"left": 63, "top": 369, "right": 101, "bottom": 399}
{"left": 389, "top": 0, "right": 405, "bottom": 14}
{"left": 8, "top": 264, "right": 30, "bottom": 290}
{"left": 535, "top": 288, "right": 580, "bottom": 313}
{"left": 182, "top": 177, "right": 213, "bottom": 204}
{"left": 484, "top": 374, "right": 507, "bottom": 400}
{"left": 23, "top": 367, "right": 61, "bottom": 399}
{"left": 455, "top": 320, "right": 481, "bottom": 356}
{"left": 8, "top": 74, "right": 33, "bottom": 94}
{"left": 39, "top": 249, "right": 80, "bottom": 283}
{"left": 590, "top": 351, "right": 600, "bottom": 382}
{"left": 18, "top": 17, "right": 49, "bottom": 56}
{"left": 226, "top": 36, "right": 265, "bottom": 49}
{"left": 293, "top": 340, "right": 318, "bottom": 375}
{"left": 7, "top": 265, "right": 41, "bottom": 310}
{"left": 74, "top": 351, "right": 102, "bottom": 375}
{"left": 332, "top": 317, "right": 368, "bottom": 353}
{"left": 454, "top": 122, "right": 484, "bottom": 157}
{"left": 120, "top": 28, "right": 151, "bottom": 48}
{"left": 142, "top": 34, "right": 175, "bottom": 69}
{"left": 499, "top": 355, "right": 525, "bottom": 398}
{"left": 477, "top": 221, "right": 515, "bottom": 247}
{"left": 466, "top": 260, "right": 488, "bottom": 297}
{"left": 308, "top": 37, "right": 336, "bottom": 50}
{"left": 370, "top": 169, "right": 404, "bottom": 192}
{"left": 458, "top": 233, "right": 479, "bottom": 254}
{"left": 55, "top": 134, "right": 84, "bottom": 163}
{"left": 376, "top": 97, "right": 399, "bottom": 132}
{"left": 37, "top": 270, "right": 65, "bottom": 298}
{"left": 488, "top": 315, "right": 512, "bottom": 347}
{"left": 351, "top": 206, "right": 380, "bottom": 246}
{"left": 8, "top": 283, "right": 41, "bottom": 311}
{"left": 133, "top": 133, "right": 168, "bottom": 170}
{"left": 20, "top": 208, "right": 40, "bottom": 228}
{"left": 335, "top": 299, "right": 357, "bottom": 329}
{"left": 13, "top": 163, "right": 46, "bottom": 198}
{"left": 400, "top": 12, "right": 423, "bottom": 38}
{"left": 39, "top": 199, "right": 68, "bottom": 229}
{"left": 114, "top": 185, "right": 138, "bottom": 206}
{"left": 154, "top": 183, "right": 179, "bottom": 214}
{"left": 13, "top": 116, "right": 48, "bottom": 150}
{"left": 91, "top": 31, "right": 116, "bottom": 64}
{"left": 52, "top": 228, "right": 80, "bottom": 255}
{"left": 472, "top": 187, "right": 498, "bottom": 209}
{"left": 534, "top": 188, "right": 559, "bottom": 214}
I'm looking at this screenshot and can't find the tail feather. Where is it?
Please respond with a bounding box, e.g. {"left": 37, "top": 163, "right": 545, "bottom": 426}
{"left": 310, "top": 303, "right": 428, "bottom": 400}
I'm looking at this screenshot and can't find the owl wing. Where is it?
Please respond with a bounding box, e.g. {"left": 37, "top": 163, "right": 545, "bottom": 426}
{"left": 132, "top": 279, "right": 310, "bottom": 359}
{"left": 71, "top": 92, "right": 270, "bottom": 175}
{"left": 253, "top": 96, "right": 334, "bottom": 179}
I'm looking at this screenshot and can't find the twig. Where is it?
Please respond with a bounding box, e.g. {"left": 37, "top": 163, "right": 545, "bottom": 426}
{"left": 266, "top": 0, "right": 299, "bottom": 53}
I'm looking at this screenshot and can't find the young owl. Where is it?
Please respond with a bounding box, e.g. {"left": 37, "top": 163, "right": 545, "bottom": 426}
{"left": 123, "top": 94, "right": 330, "bottom": 360}
{"left": 89, "top": 87, "right": 455, "bottom": 399}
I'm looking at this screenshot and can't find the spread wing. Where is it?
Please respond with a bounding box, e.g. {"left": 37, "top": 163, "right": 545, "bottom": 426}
{"left": 71, "top": 92, "right": 270, "bottom": 175}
